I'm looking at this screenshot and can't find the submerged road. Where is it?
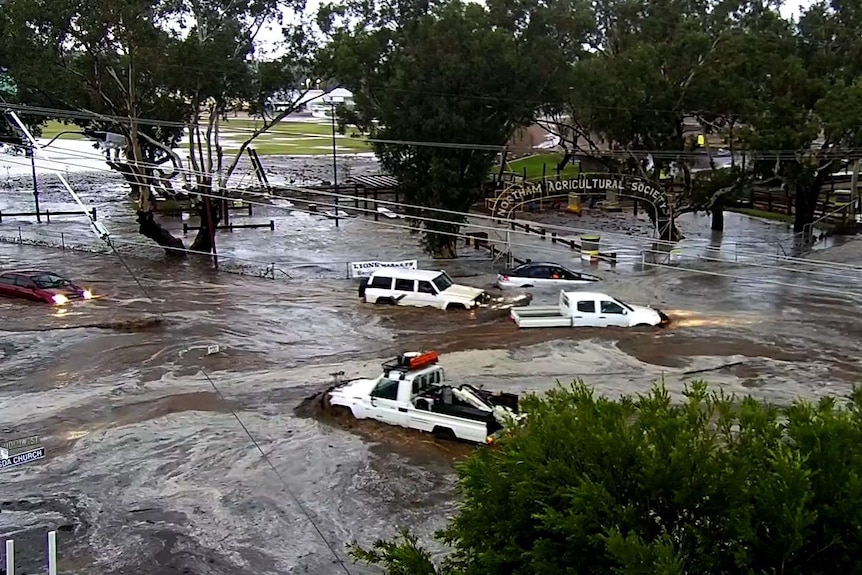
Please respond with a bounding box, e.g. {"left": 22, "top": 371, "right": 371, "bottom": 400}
{"left": 1, "top": 232, "right": 861, "bottom": 573}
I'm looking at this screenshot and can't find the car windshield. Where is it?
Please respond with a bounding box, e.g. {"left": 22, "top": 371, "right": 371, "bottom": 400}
{"left": 615, "top": 298, "right": 635, "bottom": 312}
{"left": 432, "top": 272, "right": 454, "bottom": 292}
{"left": 31, "top": 274, "right": 72, "bottom": 289}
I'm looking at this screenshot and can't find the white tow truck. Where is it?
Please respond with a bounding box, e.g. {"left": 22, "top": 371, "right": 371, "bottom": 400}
{"left": 510, "top": 290, "right": 671, "bottom": 328}
{"left": 324, "top": 351, "right": 522, "bottom": 444}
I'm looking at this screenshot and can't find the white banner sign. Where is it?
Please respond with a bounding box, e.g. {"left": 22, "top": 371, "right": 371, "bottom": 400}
{"left": 350, "top": 259, "right": 418, "bottom": 278}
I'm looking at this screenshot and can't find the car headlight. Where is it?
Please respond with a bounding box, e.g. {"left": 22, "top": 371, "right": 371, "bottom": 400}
{"left": 82, "top": 290, "right": 93, "bottom": 300}
{"left": 52, "top": 294, "right": 69, "bottom": 305}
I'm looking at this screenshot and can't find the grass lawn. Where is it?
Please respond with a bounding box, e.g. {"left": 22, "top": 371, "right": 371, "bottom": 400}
{"left": 39, "top": 120, "right": 87, "bottom": 140}
{"left": 36, "top": 118, "right": 372, "bottom": 155}
{"left": 507, "top": 153, "right": 580, "bottom": 180}
{"left": 230, "top": 134, "right": 371, "bottom": 155}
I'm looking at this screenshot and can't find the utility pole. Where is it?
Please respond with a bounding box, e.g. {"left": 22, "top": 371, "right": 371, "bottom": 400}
{"left": 29, "top": 142, "right": 40, "bottom": 222}
{"left": 851, "top": 159, "right": 860, "bottom": 220}
{"left": 330, "top": 96, "right": 339, "bottom": 228}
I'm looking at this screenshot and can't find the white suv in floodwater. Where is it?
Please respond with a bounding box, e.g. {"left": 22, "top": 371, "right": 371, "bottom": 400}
{"left": 359, "top": 269, "right": 490, "bottom": 310}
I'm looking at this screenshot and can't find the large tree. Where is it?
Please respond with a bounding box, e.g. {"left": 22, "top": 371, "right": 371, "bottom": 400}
{"left": 160, "top": 0, "right": 319, "bottom": 255}
{"left": 0, "top": 0, "right": 320, "bottom": 255}
{"left": 539, "top": 0, "right": 738, "bottom": 240}
{"left": 350, "top": 382, "right": 862, "bottom": 574}
{"left": 0, "top": 0, "right": 191, "bottom": 251}
{"left": 318, "top": 0, "right": 577, "bottom": 257}
{"left": 741, "top": 0, "right": 862, "bottom": 235}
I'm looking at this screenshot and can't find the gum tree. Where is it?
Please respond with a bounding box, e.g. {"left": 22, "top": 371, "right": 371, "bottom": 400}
{"left": 0, "top": 0, "right": 321, "bottom": 255}
{"left": 318, "top": 0, "right": 577, "bottom": 257}
{"left": 161, "top": 0, "right": 320, "bottom": 254}
{"left": 0, "top": 0, "right": 191, "bottom": 251}
{"left": 742, "top": 0, "right": 862, "bottom": 235}
{"left": 350, "top": 382, "right": 862, "bottom": 574}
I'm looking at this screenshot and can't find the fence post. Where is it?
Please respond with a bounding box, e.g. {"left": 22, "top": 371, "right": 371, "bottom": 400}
{"left": 48, "top": 531, "right": 57, "bottom": 575}
{"left": 5, "top": 538, "right": 14, "bottom": 575}
{"left": 61, "top": 232, "right": 65, "bottom": 249}
{"left": 18, "top": 226, "right": 22, "bottom": 243}
{"left": 46, "top": 209, "right": 51, "bottom": 223}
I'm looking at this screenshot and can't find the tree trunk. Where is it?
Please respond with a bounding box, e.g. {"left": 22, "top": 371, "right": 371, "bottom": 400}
{"left": 109, "top": 160, "right": 187, "bottom": 255}
{"left": 711, "top": 209, "right": 724, "bottom": 232}
{"left": 190, "top": 196, "right": 221, "bottom": 254}
{"left": 433, "top": 237, "right": 458, "bottom": 259}
{"left": 793, "top": 183, "right": 818, "bottom": 237}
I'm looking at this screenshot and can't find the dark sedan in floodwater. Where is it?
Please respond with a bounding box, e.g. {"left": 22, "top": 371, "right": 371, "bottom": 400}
{"left": 0, "top": 270, "right": 93, "bottom": 305}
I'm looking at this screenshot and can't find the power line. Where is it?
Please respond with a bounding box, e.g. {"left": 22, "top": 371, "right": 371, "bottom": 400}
{"left": 199, "top": 368, "right": 353, "bottom": 575}
{"left": 5, "top": 102, "right": 862, "bottom": 161}
{"left": 4, "top": 149, "right": 860, "bottom": 280}
{"left": 0, "top": 141, "right": 812, "bottom": 259}
{"left": 4, "top": 153, "right": 862, "bottom": 300}
{"left": 0, "top": 115, "right": 355, "bottom": 572}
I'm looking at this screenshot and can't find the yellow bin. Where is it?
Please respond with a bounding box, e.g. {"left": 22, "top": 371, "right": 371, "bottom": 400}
{"left": 566, "top": 192, "right": 582, "bottom": 214}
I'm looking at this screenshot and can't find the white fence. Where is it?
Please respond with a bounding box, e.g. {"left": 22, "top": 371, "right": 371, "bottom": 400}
{"left": 1, "top": 531, "right": 58, "bottom": 575}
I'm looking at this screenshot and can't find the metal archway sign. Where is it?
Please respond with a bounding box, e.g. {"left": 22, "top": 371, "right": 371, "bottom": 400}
{"left": 490, "top": 172, "right": 679, "bottom": 240}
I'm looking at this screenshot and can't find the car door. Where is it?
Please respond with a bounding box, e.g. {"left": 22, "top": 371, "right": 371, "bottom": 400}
{"left": 599, "top": 299, "right": 630, "bottom": 327}
{"left": 571, "top": 298, "right": 602, "bottom": 327}
{"left": 547, "top": 266, "right": 573, "bottom": 286}
{"left": 369, "top": 378, "right": 409, "bottom": 427}
{"left": 0, "top": 274, "right": 18, "bottom": 297}
{"left": 414, "top": 280, "right": 441, "bottom": 307}
{"left": 14, "top": 275, "right": 41, "bottom": 301}
{"left": 392, "top": 278, "right": 418, "bottom": 306}
{"left": 526, "top": 265, "right": 553, "bottom": 287}
{"left": 366, "top": 275, "right": 393, "bottom": 302}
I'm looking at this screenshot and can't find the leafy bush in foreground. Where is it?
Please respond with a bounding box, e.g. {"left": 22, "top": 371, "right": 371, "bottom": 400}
{"left": 350, "top": 381, "right": 862, "bottom": 575}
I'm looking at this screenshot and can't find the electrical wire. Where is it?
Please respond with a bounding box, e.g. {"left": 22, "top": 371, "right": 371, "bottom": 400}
{"left": 4, "top": 161, "right": 862, "bottom": 302}
{"left": 7, "top": 215, "right": 861, "bottom": 302}
{"left": 1, "top": 113, "right": 355, "bottom": 573}
{"left": 5, "top": 102, "right": 862, "bottom": 161}
{"left": 0, "top": 105, "right": 160, "bottom": 307}
{"left": 20, "top": 153, "right": 862, "bottom": 279}
{"left": 199, "top": 368, "right": 353, "bottom": 575}
{"left": 3, "top": 150, "right": 860, "bottom": 285}
{"left": 4, "top": 140, "right": 856, "bottom": 275}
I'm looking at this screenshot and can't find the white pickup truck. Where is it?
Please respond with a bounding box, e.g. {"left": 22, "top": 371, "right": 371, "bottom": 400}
{"left": 510, "top": 290, "right": 670, "bottom": 328}
{"left": 324, "top": 351, "right": 522, "bottom": 444}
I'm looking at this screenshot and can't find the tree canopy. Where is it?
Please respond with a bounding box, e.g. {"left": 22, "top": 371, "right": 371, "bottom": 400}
{"left": 0, "top": 0, "right": 320, "bottom": 254}
{"left": 318, "top": 0, "right": 576, "bottom": 256}
{"left": 351, "top": 382, "right": 862, "bottom": 574}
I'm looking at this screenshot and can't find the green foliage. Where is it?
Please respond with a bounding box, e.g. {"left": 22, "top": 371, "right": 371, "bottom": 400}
{"left": 0, "top": 0, "right": 188, "bottom": 158}
{"left": 319, "top": 0, "right": 571, "bottom": 256}
{"left": 351, "top": 381, "right": 862, "bottom": 575}
{"left": 348, "top": 529, "right": 438, "bottom": 575}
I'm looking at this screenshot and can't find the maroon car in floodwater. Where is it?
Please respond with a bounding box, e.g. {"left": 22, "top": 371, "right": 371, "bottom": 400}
{"left": 0, "top": 270, "right": 93, "bottom": 305}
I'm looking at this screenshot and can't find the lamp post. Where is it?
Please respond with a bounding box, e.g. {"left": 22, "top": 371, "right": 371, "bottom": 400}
{"left": 328, "top": 95, "right": 339, "bottom": 228}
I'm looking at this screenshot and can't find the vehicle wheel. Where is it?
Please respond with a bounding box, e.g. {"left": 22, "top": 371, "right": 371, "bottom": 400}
{"left": 634, "top": 323, "right": 651, "bottom": 327}
{"left": 432, "top": 426, "right": 457, "bottom": 440}
{"left": 521, "top": 284, "right": 533, "bottom": 288}
{"left": 330, "top": 405, "right": 354, "bottom": 419}
{"left": 445, "top": 302, "right": 466, "bottom": 311}
{"left": 377, "top": 297, "right": 395, "bottom": 305}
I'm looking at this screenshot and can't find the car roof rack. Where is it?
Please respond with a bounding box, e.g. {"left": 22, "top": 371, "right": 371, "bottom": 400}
{"left": 381, "top": 351, "right": 439, "bottom": 373}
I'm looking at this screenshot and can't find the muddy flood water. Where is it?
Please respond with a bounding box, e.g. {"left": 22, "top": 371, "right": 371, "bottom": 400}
{"left": 2, "top": 157, "right": 862, "bottom": 574}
